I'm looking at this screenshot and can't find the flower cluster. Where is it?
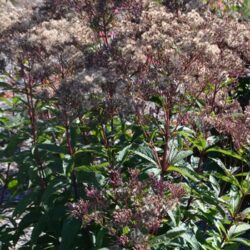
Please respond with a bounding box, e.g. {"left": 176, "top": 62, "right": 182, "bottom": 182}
{"left": 204, "top": 103, "right": 250, "bottom": 149}
{"left": 0, "top": 0, "right": 250, "bottom": 144}
{"left": 69, "top": 169, "right": 186, "bottom": 249}
{"left": 1, "top": 1, "right": 249, "bottom": 104}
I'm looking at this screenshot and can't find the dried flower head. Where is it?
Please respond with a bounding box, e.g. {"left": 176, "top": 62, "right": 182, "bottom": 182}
{"left": 0, "top": 0, "right": 249, "bottom": 123}
{"left": 69, "top": 169, "right": 186, "bottom": 248}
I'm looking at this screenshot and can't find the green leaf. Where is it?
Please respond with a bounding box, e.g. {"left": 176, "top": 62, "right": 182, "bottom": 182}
{"left": 164, "top": 225, "right": 187, "bottom": 238}
{"left": 169, "top": 150, "right": 193, "bottom": 165}
{"left": 215, "top": 172, "right": 240, "bottom": 187}
{"left": 207, "top": 148, "right": 246, "bottom": 163}
{"left": 224, "top": 243, "right": 240, "bottom": 250}
{"left": 0, "top": 82, "right": 13, "bottom": 90}
{"left": 14, "top": 208, "right": 41, "bottom": 244}
{"left": 168, "top": 165, "right": 199, "bottom": 182}
{"left": 122, "top": 226, "right": 130, "bottom": 235}
{"left": 116, "top": 144, "right": 132, "bottom": 163}
{"left": 75, "top": 167, "right": 102, "bottom": 186}
{"left": 3, "top": 135, "right": 24, "bottom": 158}
{"left": 231, "top": 237, "right": 250, "bottom": 246}
{"left": 181, "top": 232, "right": 200, "bottom": 250}
{"left": 36, "top": 143, "right": 66, "bottom": 154}
{"left": 7, "top": 179, "right": 18, "bottom": 189}
{"left": 150, "top": 95, "right": 164, "bottom": 107}
{"left": 211, "top": 158, "right": 240, "bottom": 187}
{"left": 14, "top": 188, "right": 41, "bottom": 217}
{"left": 142, "top": 166, "right": 161, "bottom": 177}
{"left": 95, "top": 228, "right": 106, "bottom": 249}
{"left": 228, "top": 223, "right": 250, "bottom": 238}
{"left": 214, "top": 220, "right": 227, "bottom": 236}
{"left": 75, "top": 162, "right": 108, "bottom": 173}
{"left": 240, "top": 207, "right": 250, "bottom": 219}
{"left": 130, "top": 144, "right": 158, "bottom": 167}
{"left": 209, "top": 175, "right": 220, "bottom": 196}
{"left": 31, "top": 213, "right": 49, "bottom": 244}
{"left": 74, "top": 146, "right": 106, "bottom": 158}
{"left": 241, "top": 179, "right": 250, "bottom": 194}
{"left": 0, "top": 173, "right": 4, "bottom": 185}
{"left": 152, "top": 225, "right": 186, "bottom": 247}
{"left": 58, "top": 217, "right": 81, "bottom": 250}
{"left": 41, "top": 177, "right": 69, "bottom": 207}
{"left": 62, "top": 154, "right": 73, "bottom": 176}
{"left": 183, "top": 133, "right": 207, "bottom": 151}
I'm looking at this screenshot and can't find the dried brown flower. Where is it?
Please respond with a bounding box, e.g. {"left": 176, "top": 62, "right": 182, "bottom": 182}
{"left": 69, "top": 170, "right": 186, "bottom": 248}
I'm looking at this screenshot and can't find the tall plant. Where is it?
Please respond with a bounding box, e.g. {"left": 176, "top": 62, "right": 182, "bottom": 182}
{"left": 0, "top": 0, "right": 250, "bottom": 249}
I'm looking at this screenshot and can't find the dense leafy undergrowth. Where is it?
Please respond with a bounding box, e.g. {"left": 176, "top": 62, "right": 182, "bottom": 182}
{"left": 0, "top": 0, "right": 250, "bottom": 249}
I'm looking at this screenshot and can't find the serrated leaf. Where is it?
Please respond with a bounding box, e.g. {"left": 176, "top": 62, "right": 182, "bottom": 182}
{"left": 130, "top": 144, "right": 158, "bottom": 167}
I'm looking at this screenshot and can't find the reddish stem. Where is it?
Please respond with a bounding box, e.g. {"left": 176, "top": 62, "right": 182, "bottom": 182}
{"left": 161, "top": 100, "right": 171, "bottom": 174}
{"left": 64, "top": 115, "right": 78, "bottom": 200}
{"left": 24, "top": 71, "right": 47, "bottom": 188}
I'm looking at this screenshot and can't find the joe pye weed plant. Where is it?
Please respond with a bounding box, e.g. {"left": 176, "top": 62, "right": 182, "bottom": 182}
{"left": 0, "top": 0, "right": 250, "bottom": 249}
